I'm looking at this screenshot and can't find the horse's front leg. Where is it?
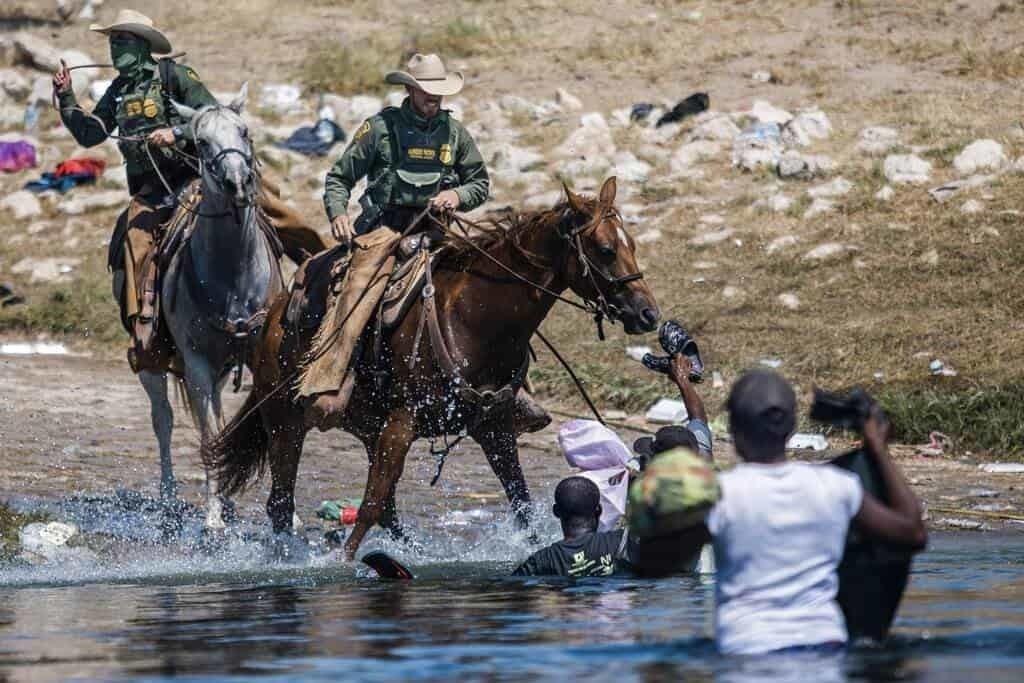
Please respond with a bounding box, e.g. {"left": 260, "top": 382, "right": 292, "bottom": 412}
{"left": 138, "top": 369, "right": 176, "bottom": 502}
{"left": 183, "top": 355, "right": 227, "bottom": 530}
{"left": 344, "top": 407, "right": 415, "bottom": 560}
{"left": 470, "top": 409, "right": 532, "bottom": 530}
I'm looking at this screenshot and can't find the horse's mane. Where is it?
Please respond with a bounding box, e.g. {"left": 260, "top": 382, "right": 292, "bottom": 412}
{"left": 441, "top": 194, "right": 603, "bottom": 269}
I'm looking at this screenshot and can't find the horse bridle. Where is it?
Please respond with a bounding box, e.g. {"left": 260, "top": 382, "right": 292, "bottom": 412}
{"left": 557, "top": 206, "right": 645, "bottom": 338}
{"left": 191, "top": 106, "right": 257, "bottom": 207}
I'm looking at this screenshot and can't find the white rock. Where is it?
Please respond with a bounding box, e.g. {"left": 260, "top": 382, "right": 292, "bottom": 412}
{"left": 258, "top": 83, "right": 304, "bottom": 114}
{"left": 610, "top": 151, "right": 651, "bottom": 183}
{"left": 884, "top": 154, "right": 931, "bottom": 184}
{"left": 0, "top": 190, "right": 42, "bottom": 220}
{"left": 699, "top": 213, "right": 724, "bottom": 225}
{"left": 28, "top": 75, "right": 52, "bottom": 106}
{"left": 0, "top": 69, "right": 30, "bottom": 101}
{"left": 557, "top": 155, "right": 610, "bottom": 180}
{"left": 808, "top": 177, "right": 852, "bottom": 198}
{"left": 687, "top": 114, "right": 741, "bottom": 142}
{"left": 953, "top": 139, "right": 1008, "bottom": 176}
{"left": 778, "top": 293, "right": 801, "bottom": 310}
{"left": 875, "top": 185, "right": 895, "bottom": 201}
{"left": 11, "top": 256, "right": 81, "bottom": 282}
{"left": 670, "top": 140, "right": 722, "bottom": 173}
{"left": 102, "top": 164, "right": 128, "bottom": 189}
{"left": 761, "top": 193, "right": 793, "bottom": 212}
{"left": 858, "top": 126, "right": 901, "bottom": 155}
{"left": 0, "top": 103, "right": 23, "bottom": 128}
{"left": 500, "top": 94, "right": 541, "bottom": 117}
{"left": 920, "top": 248, "right": 940, "bottom": 266}
{"left": 928, "top": 174, "right": 995, "bottom": 202}
{"left": 961, "top": 199, "right": 984, "bottom": 214}
{"left": 750, "top": 70, "right": 773, "bottom": 83}
{"left": 635, "top": 229, "right": 662, "bottom": 244}
{"left": 689, "top": 228, "right": 735, "bottom": 246}
{"left": 525, "top": 189, "right": 562, "bottom": 209}
{"left": 748, "top": 100, "right": 793, "bottom": 125}
{"left": 722, "top": 285, "right": 745, "bottom": 300}
{"left": 733, "top": 147, "right": 777, "bottom": 172}
{"left": 58, "top": 190, "right": 124, "bottom": 214}
{"left": 488, "top": 143, "right": 544, "bottom": 173}
{"left": 777, "top": 153, "right": 809, "bottom": 179}
{"left": 789, "top": 107, "right": 831, "bottom": 141}
{"left": 556, "top": 113, "right": 614, "bottom": 158}
{"left": 803, "top": 242, "right": 847, "bottom": 260}
{"left": 803, "top": 198, "right": 835, "bottom": 219}
{"left": 555, "top": 88, "right": 583, "bottom": 111}
{"left": 766, "top": 234, "right": 799, "bottom": 253}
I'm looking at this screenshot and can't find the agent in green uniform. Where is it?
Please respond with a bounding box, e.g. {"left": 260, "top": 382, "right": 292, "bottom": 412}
{"left": 315, "top": 53, "right": 548, "bottom": 433}
{"left": 323, "top": 52, "right": 490, "bottom": 242}
{"left": 52, "top": 9, "right": 216, "bottom": 364}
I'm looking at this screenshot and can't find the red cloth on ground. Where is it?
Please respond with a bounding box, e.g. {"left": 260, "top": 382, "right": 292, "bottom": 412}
{"left": 54, "top": 158, "right": 107, "bottom": 179}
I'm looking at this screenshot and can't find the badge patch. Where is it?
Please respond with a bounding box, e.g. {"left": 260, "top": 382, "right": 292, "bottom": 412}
{"left": 125, "top": 100, "right": 143, "bottom": 116}
{"left": 353, "top": 121, "right": 371, "bottom": 143}
{"left": 408, "top": 147, "right": 437, "bottom": 161}
{"left": 439, "top": 143, "right": 453, "bottom": 165}
{"left": 143, "top": 98, "right": 159, "bottom": 118}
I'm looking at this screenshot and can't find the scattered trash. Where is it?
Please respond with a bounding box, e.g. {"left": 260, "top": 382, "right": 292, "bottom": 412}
{"left": 929, "top": 359, "right": 957, "bottom": 377}
{"left": 939, "top": 517, "right": 988, "bottom": 531}
{"left": 630, "top": 103, "right": 654, "bottom": 122}
{"left": 916, "top": 431, "right": 952, "bottom": 457}
{"left": 0, "top": 342, "right": 69, "bottom": 356}
{"left": 759, "top": 358, "right": 783, "bottom": 368}
{"left": 787, "top": 433, "right": 829, "bottom": 451}
{"left": 750, "top": 70, "right": 773, "bottom": 83}
{"left": 316, "top": 499, "right": 361, "bottom": 525}
{"left": 873, "top": 371, "right": 885, "bottom": 381}
{"left": 656, "top": 92, "right": 709, "bottom": 128}
{"left": 967, "top": 489, "right": 1000, "bottom": 498}
{"left": 979, "top": 463, "right": 1024, "bottom": 474}
{"left": 625, "top": 345, "right": 653, "bottom": 362}
{"left": 645, "top": 398, "right": 689, "bottom": 424}
{"left": 25, "top": 157, "right": 106, "bottom": 193}
{"left": 0, "top": 140, "right": 37, "bottom": 172}
{"left": 258, "top": 83, "right": 304, "bottom": 114}
{"left": 712, "top": 370, "right": 724, "bottom": 389}
{"left": 276, "top": 119, "right": 346, "bottom": 157}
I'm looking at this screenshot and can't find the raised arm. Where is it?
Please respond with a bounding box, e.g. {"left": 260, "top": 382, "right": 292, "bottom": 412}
{"left": 852, "top": 405, "right": 928, "bottom": 549}
{"left": 668, "top": 355, "right": 707, "bottom": 424}
{"left": 55, "top": 63, "right": 117, "bottom": 148}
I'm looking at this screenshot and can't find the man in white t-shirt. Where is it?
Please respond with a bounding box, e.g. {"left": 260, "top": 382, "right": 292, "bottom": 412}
{"left": 679, "top": 370, "right": 927, "bottom": 654}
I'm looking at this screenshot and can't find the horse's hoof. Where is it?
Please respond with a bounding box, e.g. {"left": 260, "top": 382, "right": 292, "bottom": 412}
{"left": 270, "top": 532, "right": 310, "bottom": 563}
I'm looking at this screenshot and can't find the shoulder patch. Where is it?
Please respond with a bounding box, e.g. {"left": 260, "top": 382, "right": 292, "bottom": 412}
{"left": 353, "top": 120, "right": 372, "bottom": 143}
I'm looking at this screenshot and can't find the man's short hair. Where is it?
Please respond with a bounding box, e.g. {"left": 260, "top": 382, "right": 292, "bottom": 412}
{"left": 633, "top": 425, "right": 700, "bottom": 460}
{"left": 553, "top": 476, "right": 601, "bottom": 520}
{"left": 727, "top": 369, "right": 796, "bottom": 450}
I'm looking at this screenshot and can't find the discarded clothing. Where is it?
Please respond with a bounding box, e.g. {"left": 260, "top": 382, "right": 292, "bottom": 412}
{"left": 559, "top": 419, "right": 633, "bottom": 532}
{"left": 630, "top": 103, "right": 655, "bottom": 122}
{"left": 277, "top": 119, "right": 346, "bottom": 157}
{"left": 24, "top": 157, "right": 107, "bottom": 193}
{"left": 0, "top": 141, "right": 37, "bottom": 172}
{"left": 656, "top": 92, "right": 710, "bottom": 127}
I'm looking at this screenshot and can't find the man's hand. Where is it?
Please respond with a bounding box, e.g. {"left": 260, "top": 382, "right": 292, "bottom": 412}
{"left": 429, "top": 190, "right": 460, "bottom": 212}
{"left": 147, "top": 128, "right": 176, "bottom": 147}
{"left": 331, "top": 215, "right": 354, "bottom": 246}
{"left": 52, "top": 59, "right": 72, "bottom": 95}
{"left": 668, "top": 354, "right": 694, "bottom": 386}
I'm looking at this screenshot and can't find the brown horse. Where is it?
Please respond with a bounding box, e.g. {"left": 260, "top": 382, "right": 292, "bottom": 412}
{"left": 204, "top": 176, "right": 660, "bottom": 558}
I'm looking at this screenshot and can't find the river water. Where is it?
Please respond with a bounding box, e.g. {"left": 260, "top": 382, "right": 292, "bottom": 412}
{"left": 2, "top": 502, "right": 1023, "bottom": 682}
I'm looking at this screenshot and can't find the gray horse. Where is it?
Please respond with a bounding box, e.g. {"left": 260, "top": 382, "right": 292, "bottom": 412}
{"left": 138, "top": 83, "right": 284, "bottom": 529}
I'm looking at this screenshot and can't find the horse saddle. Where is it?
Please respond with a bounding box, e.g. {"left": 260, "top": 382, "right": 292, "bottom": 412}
{"left": 284, "top": 233, "right": 439, "bottom": 333}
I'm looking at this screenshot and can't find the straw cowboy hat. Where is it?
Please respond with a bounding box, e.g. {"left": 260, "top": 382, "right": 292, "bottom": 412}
{"left": 90, "top": 9, "right": 173, "bottom": 55}
{"left": 385, "top": 53, "right": 464, "bottom": 97}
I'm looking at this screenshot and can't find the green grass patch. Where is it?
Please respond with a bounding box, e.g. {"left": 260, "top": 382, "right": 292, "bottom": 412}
{"left": 297, "top": 37, "right": 399, "bottom": 95}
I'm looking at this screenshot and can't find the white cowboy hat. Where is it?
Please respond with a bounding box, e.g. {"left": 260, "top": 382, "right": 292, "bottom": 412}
{"left": 90, "top": 9, "right": 173, "bottom": 55}
{"left": 385, "top": 53, "right": 464, "bottom": 97}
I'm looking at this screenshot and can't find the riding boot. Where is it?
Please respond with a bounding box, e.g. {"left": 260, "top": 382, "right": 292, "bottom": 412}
{"left": 133, "top": 257, "right": 160, "bottom": 352}
{"left": 513, "top": 388, "right": 552, "bottom": 436}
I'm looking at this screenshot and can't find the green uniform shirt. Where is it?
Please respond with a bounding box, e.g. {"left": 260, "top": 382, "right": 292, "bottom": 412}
{"left": 58, "top": 60, "right": 217, "bottom": 190}
{"left": 323, "top": 98, "right": 490, "bottom": 222}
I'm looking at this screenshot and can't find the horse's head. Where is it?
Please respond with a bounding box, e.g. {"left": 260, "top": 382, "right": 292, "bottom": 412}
{"left": 559, "top": 177, "right": 660, "bottom": 334}
{"left": 173, "top": 83, "right": 255, "bottom": 206}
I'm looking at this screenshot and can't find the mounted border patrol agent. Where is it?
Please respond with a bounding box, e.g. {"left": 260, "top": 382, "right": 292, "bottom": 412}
{"left": 310, "top": 53, "right": 549, "bottom": 434}
{"left": 53, "top": 9, "right": 325, "bottom": 373}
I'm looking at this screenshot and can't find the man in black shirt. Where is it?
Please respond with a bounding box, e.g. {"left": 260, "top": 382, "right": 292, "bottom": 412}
{"left": 513, "top": 477, "right": 636, "bottom": 577}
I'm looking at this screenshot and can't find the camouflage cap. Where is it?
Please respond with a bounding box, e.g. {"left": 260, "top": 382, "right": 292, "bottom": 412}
{"left": 627, "top": 447, "right": 720, "bottom": 538}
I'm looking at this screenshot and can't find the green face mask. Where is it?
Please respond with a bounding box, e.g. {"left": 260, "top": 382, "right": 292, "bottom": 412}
{"left": 109, "top": 36, "right": 151, "bottom": 77}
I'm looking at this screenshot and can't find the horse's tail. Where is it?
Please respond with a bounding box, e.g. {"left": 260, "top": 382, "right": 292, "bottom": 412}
{"left": 202, "top": 389, "right": 269, "bottom": 498}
